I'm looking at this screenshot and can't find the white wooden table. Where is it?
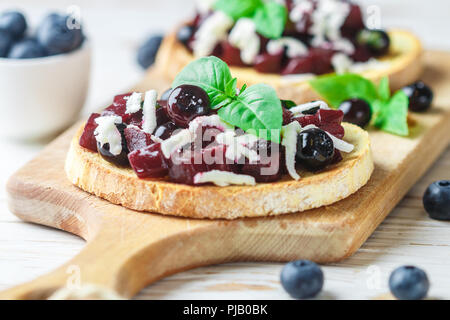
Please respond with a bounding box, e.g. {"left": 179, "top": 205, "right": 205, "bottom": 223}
{"left": 0, "top": 0, "right": 449, "bottom": 300}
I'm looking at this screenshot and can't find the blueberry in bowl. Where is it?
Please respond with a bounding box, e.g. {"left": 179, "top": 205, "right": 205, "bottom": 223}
{"left": 0, "top": 11, "right": 27, "bottom": 39}
{"left": 37, "top": 13, "right": 84, "bottom": 55}
{"left": 8, "top": 38, "right": 47, "bottom": 59}
{"left": 0, "top": 10, "right": 91, "bottom": 140}
{"left": 137, "top": 35, "right": 163, "bottom": 69}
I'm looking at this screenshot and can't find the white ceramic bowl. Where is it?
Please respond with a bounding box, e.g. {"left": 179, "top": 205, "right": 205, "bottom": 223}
{"left": 0, "top": 42, "right": 91, "bottom": 141}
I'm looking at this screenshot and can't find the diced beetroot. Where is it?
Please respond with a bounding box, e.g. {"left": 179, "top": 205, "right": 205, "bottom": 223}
{"left": 342, "top": 4, "right": 364, "bottom": 31}
{"left": 282, "top": 55, "right": 314, "bottom": 75}
{"left": 113, "top": 92, "right": 132, "bottom": 106}
{"left": 316, "top": 109, "right": 344, "bottom": 124}
{"left": 79, "top": 113, "right": 100, "bottom": 152}
{"left": 128, "top": 110, "right": 144, "bottom": 128}
{"left": 282, "top": 107, "right": 294, "bottom": 125}
{"left": 296, "top": 114, "right": 319, "bottom": 127}
{"left": 168, "top": 149, "right": 208, "bottom": 185}
{"left": 254, "top": 52, "right": 283, "bottom": 74}
{"left": 318, "top": 123, "right": 345, "bottom": 139}
{"left": 203, "top": 145, "right": 236, "bottom": 172}
{"left": 124, "top": 126, "right": 153, "bottom": 152}
{"left": 128, "top": 143, "right": 168, "bottom": 179}
{"left": 220, "top": 41, "right": 246, "bottom": 67}
{"left": 240, "top": 140, "right": 283, "bottom": 183}
{"left": 294, "top": 109, "right": 345, "bottom": 139}
{"left": 309, "top": 48, "right": 334, "bottom": 75}
{"left": 102, "top": 103, "right": 133, "bottom": 123}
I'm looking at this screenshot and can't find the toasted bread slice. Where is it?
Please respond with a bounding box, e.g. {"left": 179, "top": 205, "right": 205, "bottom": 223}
{"left": 65, "top": 123, "right": 373, "bottom": 220}
{"left": 155, "top": 30, "right": 422, "bottom": 103}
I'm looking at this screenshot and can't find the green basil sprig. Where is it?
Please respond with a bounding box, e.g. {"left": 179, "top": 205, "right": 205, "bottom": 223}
{"left": 309, "top": 74, "right": 410, "bottom": 136}
{"left": 214, "top": 0, "right": 287, "bottom": 39}
{"left": 172, "top": 57, "right": 283, "bottom": 143}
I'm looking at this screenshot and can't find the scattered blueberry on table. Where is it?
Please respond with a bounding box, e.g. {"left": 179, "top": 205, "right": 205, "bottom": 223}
{"left": 137, "top": 34, "right": 163, "bottom": 69}
{"left": 338, "top": 98, "right": 372, "bottom": 128}
{"left": 389, "top": 266, "right": 429, "bottom": 300}
{"left": 280, "top": 260, "right": 324, "bottom": 299}
{"left": 0, "top": 10, "right": 84, "bottom": 59}
{"left": 423, "top": 180, "right": 450, "bottom": 221}
{"left": 402, "top": 81, "right": 434, "bottom": 112}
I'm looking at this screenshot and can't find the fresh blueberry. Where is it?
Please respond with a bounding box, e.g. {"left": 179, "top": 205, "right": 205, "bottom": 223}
{"left": 356, "top": 28, "right": 390, "bottom": 56}
{"left": 176, "top": 25, "right": 194, "bottom": 46}
{"left": 339, "top": 98, "right": 372, "bottom": 127}
{"left": 403, "top": 81, "right": 434, "bottom": 112}
{"left": 423, "top": 180, "right": 450, "bottom": 221}
{"left": 37, "top": 13, "right": 83, "bottom": 55}
{"left": 296, "top": 128, "right": 335, "bottom": 172}
{"left": 389, "top": 266, "right": 429, "bottom": 300}
{"left": 137, "top": 35, "right": 163, "bottom": 69}
{"left": 280, "top": 260, "right": 324, "bottom": 299}
{"left": 8, "top": 39, "right": 47, "bottom": 59}
{"left": 0, "top": 29, "right": 13, "bottom": 57}
{"left": 0, "top": 11, "right": 27, "bottom": 39}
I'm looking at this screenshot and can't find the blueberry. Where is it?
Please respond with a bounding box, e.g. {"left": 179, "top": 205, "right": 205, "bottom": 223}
{"left": 0, "top": 11, "right": 27, "bottom": 39}
{"left": 160, "top": 88, "right": 173, "bottom": 101}
{"left": 176, "top": 25, "right": 194, "bottom": 46}
{"left": 97, "top": 123, "right": 130, "bottom": 167}
{"left": 137, "top": 35, "right": 163, "bottom": 69}
{"left": 389, "top": 266, "right": 429, "bottom": 300}
{"left": 403, "top": 81, "right": 434, "bottom": 112}
{"left": 0, "top": 29, "right": 13, "bottom": 57}
{"left": 296, "top": 128, "right": 335, "bottom": 171}
{"left": 339, "top": 98, "right": 372, "bottom": 127}
{"left": 8, "top": 39, "right": 47, "bottom": 59}
{"left": 37, "top": 13, "right": 83, "bottom": 55}
{"left": 357, "top": 28, "right": 390, "bottom": 56}
{"left": 423, "top": 180, "right": 450, "bottom": 221}
{"left": 280, "top": 260, "right": 324, "bottom": 299}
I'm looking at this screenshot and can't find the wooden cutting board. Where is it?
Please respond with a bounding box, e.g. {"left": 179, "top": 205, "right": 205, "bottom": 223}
{"left": 1, "top": 51, "right": 450, "bottom": 300}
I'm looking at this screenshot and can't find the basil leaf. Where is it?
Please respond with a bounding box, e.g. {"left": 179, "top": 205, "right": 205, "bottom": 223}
{"left": 309, "top": 74, "right": 379, "bottom": 108}
{"left": 253, "top": 2, "right": 287, "bottom": 39}
{"left": 172, "top": 56, "right": 233, "bottom": 108}
{"left": 377, "top": 77, "right": 390, "bottom": 102}
{"left": 373, "top": 91, "right": 409, "bottom": 136}
{"left": 215, "top": 0, "right": 262, "bottom": 20}
{"left": 218, "top": 84, "right": 283, "bottom": 143}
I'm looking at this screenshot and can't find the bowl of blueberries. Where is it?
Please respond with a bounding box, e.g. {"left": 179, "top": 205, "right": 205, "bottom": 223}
{"left": 0, "top": 10, "right": 91, "bottom": 140}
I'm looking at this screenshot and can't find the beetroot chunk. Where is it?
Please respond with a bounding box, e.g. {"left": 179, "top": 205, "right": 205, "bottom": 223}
{"left": 79, "top": 113, "right": 100, "bottom": 152}
{"left": 128, "top": 143, "right": 168, "bottom": 179}
{"left": 124, "top": 126, "right": 153, "bottom": 152}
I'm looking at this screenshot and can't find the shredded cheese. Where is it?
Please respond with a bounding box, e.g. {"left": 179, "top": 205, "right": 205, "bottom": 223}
{"left": 267, "top": 37, "right": 308, "bottom": 58}
{"left": 194, "top": 170, "right": 256, "bottom": 187}
{"left": 94, "top": 115, "right": 123, "bottom": 156}
{"left": 160, "top": 129, "right": 192, "bottom": 159}
{"left": 281, "top": 121, "right": 303, "bottom": 180}
{"left": 142, "top": 90, "right": 158, "bottom": 134}
{"left": 125, "top": 92, "right": 142, "bottom": 114}
{"left": 228, "top": 18, "right": 261, "bottom": 65}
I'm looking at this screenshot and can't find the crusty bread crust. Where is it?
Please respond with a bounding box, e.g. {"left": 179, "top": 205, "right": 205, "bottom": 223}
{"left": 65, "top": 123, "right": 374, "bottom": 220}
{"left": 155, "top": 30, "right": 423, "bottom": 103}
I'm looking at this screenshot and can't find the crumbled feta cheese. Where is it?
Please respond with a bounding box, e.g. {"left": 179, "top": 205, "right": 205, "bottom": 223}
{"left": 188, "top": 115, "right": 234, "bottom": 137}
{"left": 193, "top": 11, "right": 234, "bottom": 57}
{"left": 160, "top": 129, "right": 192, "bottom": 159}
{"left": 267, "top": 37, "right": 308, "bottom": 58}
{"left": 281, "top": 121, "right": 303, "bottom": 180}
{"left": 194, "top": 170, "right": 256, "bottom": 187}
{"left": 229, "top": 18, "right": 261, "bottom": 65}
{"left": 125, "top": 92, "right": 143, "bottom": 114}
{"left": 215, "top": 131, "right": 260, "bottom": 163}
{"left": 142, "top": 90, "right": 158, "bottom": 134}
{"left": 94, "top": 116, "right": 123, "bottom": 156}
{"left": 310, "top": 0, "right": 350, "bottom": 46}
{"left": 290, "top": 0, "right": 314, "bottom": 23}
{"left": 331, "top": 53, "right": 353, "bottom": 74}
